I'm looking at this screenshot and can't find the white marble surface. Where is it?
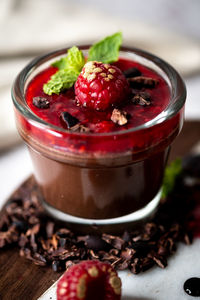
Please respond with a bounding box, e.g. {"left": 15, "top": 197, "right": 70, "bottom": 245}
{"left": 39, "top": 239, "right": 200, "bottom": 300}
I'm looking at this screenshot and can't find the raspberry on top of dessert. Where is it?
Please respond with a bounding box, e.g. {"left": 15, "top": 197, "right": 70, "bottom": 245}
{"left": 75, "top": 61, "right": 130, "bottom": 111}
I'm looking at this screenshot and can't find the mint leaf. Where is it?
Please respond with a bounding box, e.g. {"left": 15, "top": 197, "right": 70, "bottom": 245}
{"left": 52, "top": 46, "right": 85, "bottom": 72}
{"left": 52, "top": 57, "right": 68, "bottom": 70}
{"left": 65, "top": 46, "right": 85, "bottom": 72}
{"left": 88, "top": 32, "right": 122, "bottom": 63}
{"left": 162, "top": 158, "right": 182, "bottom": 198}
{"left": 44, "top": 33, "right": 122, "bottom": 95}
{"left": 44, "top": 46, "right": 85, "bottom": 95}
{"left": 43, "top": 69, "right": 78, "bottom": 95}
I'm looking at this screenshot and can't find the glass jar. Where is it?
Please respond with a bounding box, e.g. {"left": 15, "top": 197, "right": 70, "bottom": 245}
{"left": 12, "top": 46, "right": 186, "bottom": 230}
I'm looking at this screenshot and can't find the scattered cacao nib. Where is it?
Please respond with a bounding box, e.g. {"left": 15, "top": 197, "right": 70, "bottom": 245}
{"left": 140, "top": 257, "right": 155, "bottom": 272}
{"left": 111, "top": 108, "right": 128, "bottom": 126}
{"left": 121, "top": 248, "right": 136, "bottom": 260}
{"left": 1, "top": 154, "right": 200, "bottom": 274}
{"left": 32, "top": 97, "right": 50, "bottom": 109}
{"left": 150, "top": 254, "right": 167, "bottom": 269}
{"left": 122, "top": 231, "right": 131, "bottom": 243}
{"left": 132, "top": 91, "right": 151, "bottom": 106}
{"left": 84, "top": 235, "right": 110, "bottom": 251}
{"left": 52, "top": 260, "right": 65, "bottom": 272}
{"left": 46, "top": 222, "right": 55, "bottom": 239}
{"left": 128, "top": 76, "right": 159, "bottom": 88}
{"left": 60, "top": 112, "right": 80, "bottom": 129}
{"left": 130, "top": 258, "right": 141, "bottom": 274}
{"left": 33, "top": 253, "right": 47, "bottom": 266}
{"left": 65, "top": 260, "right": 75, "bottom": 271}
{"left": 183, "top": 232, "right": 193, "bottom": 245}
{"left": 123, "top": 67, "right": 142, "bottom": 78}
{"left": 117, "top": 260, "right": 129, "bottom": 270}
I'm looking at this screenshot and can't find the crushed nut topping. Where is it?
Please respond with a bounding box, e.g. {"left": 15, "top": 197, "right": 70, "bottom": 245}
{"left": 111, "top": 109, "right": 128, "bottom": 126}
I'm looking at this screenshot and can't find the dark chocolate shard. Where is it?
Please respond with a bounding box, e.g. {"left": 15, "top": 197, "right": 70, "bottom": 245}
{"left": 123, "top": 67, "right": 142, "bottom": 78}
{"left": 32, "top": 97, "right": 50, "bottom": 109}
{"left": 60, "top": 112, "right": 80, "bottom": 129}
{"left": 128, "top": 76, "right": 159, "bottom": 88}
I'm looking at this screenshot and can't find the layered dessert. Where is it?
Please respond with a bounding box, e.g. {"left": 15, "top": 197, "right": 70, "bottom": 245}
{"left": 12, "top": 33, "right": 186, "bottom": 222}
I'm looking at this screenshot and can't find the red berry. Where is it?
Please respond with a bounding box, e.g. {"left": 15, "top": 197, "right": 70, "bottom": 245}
{"left": 57, "top": 260, "right": 122, "bottom": 300}
{"left": 75, "top": 61, "right": 129, "bottom": 111}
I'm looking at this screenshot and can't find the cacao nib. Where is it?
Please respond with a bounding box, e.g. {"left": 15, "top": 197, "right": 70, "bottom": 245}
{"left": 84, "top": 235, "right": 110, "bottom": 251}
{"left": 60, "top": 112, "right": 79, "bottom": 129}
{"left": 151, "top": 254, "right": 167, "bottom": 269}
{"left": 132, "top": 91, "right": 151, "bottom": 106}
{"left": 123, "top": 67, "right": 141, "bottom": 78}
{"left": 183, "top": 233, "right": 192, "bottom": 245}
{"left": 52, "top": 260, "right": 65, "bottom": 272}
{"left": 128, "top": 76, "right": 159, "bottom": 88}
{"left": 32, "top": 97, "right": 50, "bottom": 109}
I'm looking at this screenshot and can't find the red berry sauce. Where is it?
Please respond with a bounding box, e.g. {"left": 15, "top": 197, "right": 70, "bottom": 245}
{"left": 26, "top": 58, "right": 170, "bottom": 134}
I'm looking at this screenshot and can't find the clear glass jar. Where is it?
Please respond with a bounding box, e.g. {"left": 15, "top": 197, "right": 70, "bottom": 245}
{"left": 12, "top": 46, "right": 186, "bottom": 230}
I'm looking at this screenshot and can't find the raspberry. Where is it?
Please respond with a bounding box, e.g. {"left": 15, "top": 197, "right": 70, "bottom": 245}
{"left": 57, "top": 260, "right": 122, "bottom": 300}
{"left": 75, "top": 61, "right": 129, "bottom": 111}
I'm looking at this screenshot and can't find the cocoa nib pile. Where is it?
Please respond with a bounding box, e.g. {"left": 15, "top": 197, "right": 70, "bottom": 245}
{"left": 0, "top": 155, "right": 200, "bottom": 274}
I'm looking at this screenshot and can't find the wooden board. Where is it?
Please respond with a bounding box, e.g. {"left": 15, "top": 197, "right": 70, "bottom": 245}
{"left": 0, "top": 121, "right": 200, "bottom": 300}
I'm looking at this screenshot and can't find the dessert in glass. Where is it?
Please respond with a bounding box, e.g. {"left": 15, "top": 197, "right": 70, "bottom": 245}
{"left": 12, "top": 33, "right": 186, "bottom": 230}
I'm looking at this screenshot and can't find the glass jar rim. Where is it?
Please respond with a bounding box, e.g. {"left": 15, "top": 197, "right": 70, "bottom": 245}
{"left": 12, "top": 45, "right": 186, "bottom": 137}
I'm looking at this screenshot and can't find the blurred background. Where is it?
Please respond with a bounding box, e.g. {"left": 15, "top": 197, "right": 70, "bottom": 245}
{"left": 0, "top": 0, "right": 200, "bottom": 204}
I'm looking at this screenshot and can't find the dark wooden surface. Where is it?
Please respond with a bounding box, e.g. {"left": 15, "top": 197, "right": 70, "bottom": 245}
{"left": 0, "top": 121, "right": 200, "bottom": 300}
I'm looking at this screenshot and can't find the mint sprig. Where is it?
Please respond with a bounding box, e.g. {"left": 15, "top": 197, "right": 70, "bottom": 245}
{"left": 43, "top": 32, "right": 123, "bottom": 95}
{"left": 88, "top": 32, "right": 122, "bottom": 63}
{"left": 44, "top": 46, "right": 84, "bottom": 95}
{"left": 43, "top": 69, "right": 79, "bottom": 95}
{"left": 52, "top": 46, "right": 85, "bottom": 72}
{"left": 162, "top": 158, "right": 182, "bottom": 198}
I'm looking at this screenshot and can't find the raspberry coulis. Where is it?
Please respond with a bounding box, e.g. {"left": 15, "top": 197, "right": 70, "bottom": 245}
{"left": 26, "top": 58, "right": 170, "bottom": 134}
